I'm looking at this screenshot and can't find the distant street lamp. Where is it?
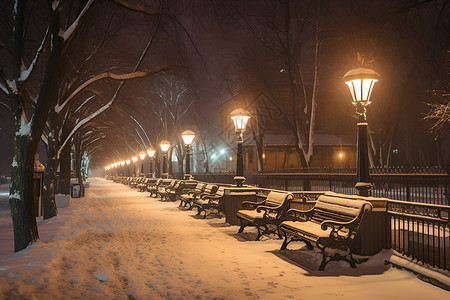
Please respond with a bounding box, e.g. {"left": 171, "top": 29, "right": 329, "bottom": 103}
{"left": 231, "top": 108, "right": 251, "bottom": 186}
{"left": 160, "top": 140, "right": 170, "bottom": 179}
{"left": 147, "top": 148, "right": 156, "bottom": 178}
{"left": 139, "top": 152, "right": 146, "bottom": 176}
{"left": 182, "top": 130, "right": 195, "bottom": 180}
{"left": 343, "top": 67, "right": 380, "bottom": 196}
{"left": 120, "top": 161, "right": 125, "bottom": 176}
{"left": 126, "top": 159, "right": 131, "bottom": 176}
{"left": 132, "top": 156, "right": 138, "bottom": 177}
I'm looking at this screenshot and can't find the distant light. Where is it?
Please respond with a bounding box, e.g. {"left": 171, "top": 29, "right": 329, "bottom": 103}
{"left": 139, "top": 152, "right": 146, "bottom": 160}
{"left": 393, "top": 149, "right": 399, "bottom": 154}
{"left": 212, "top": 154, "right": 216, "bottom": 160}
{"left": 339, "top": 153, "right": 343, "bottom": 159}
{"left": 182, "top": 130, "right": 195, "bottom": 145}
{"left": 126, "top": 159, "right": 131, "bottom": 165}
{"left": 229, "top": 156, "right": 233, "bottom": 161}
{"left": 230, "top": 109, "right": 251, "bottom": 131}
{"left": 160, "top": 140, "right": 170, "bottom": 152}
{"left": 147, "top": 148, "right": 156, "bottom": 158}
{"left": 280, "top": 69, "right": 285, "bottom": 73}
{"left": 132, "top": 157, "right": 138, "bottom": 163}
{"left": 120, "top": 161, "right": 125, "bottom": 166}
{"left": 220, "top": 149, "right": 225, "bottom": 155}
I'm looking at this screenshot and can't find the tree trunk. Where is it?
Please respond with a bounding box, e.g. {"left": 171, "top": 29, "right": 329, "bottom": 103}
{"left": 43, "top": 109, "right": 59, "bottom": 219}
{"left": 59, "top": 145, "right": 71, "bottom": 194}
{"left": 9, "top": 134, "right": 39, "bottom": 252}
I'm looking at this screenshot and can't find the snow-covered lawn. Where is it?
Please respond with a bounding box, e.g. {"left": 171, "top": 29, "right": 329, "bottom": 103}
{"left": 0, "top": 178, "right": 448, "bottom": 299}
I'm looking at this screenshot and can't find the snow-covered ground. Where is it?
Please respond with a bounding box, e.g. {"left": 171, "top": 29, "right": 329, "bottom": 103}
{"left": 0, "top": 178, "right": 448, "bottom": 299}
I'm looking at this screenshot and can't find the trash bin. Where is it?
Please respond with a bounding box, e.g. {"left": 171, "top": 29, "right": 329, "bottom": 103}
{"left": 70, "top": 183, "right": 81, "bottom": 198}
{"left": 33, "top": 154, "right": 45, "bottom": 217}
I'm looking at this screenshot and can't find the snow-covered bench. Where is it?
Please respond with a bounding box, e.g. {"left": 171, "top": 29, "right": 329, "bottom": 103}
{"left": 280, "top": 192, "right": 372, "bottom": 270}
{"left": 236, "top": 190, "right": 293, "bottom": 240}
{"left": 193, "top": 186, "right": 226, "bottom": 218}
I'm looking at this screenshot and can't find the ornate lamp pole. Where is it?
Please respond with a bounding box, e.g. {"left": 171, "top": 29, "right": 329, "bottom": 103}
{"left": 182, "top": 130, "right": 195, "bottom": 180}
{"left": 138, "top": 152, "right": 146, "bottom": 176}
{"left": 230, "top": 108, "right": 251, "bottom": 186}
{"left": 160, "top": 140, "right": 170, "bottom": 179}
{"left": 343, "top": 67, "right": 380, "bottom": 196}
{"left": 146, "top": 148, "right": 156, "bottom": 178}
{"left": 131, "top": 156, "right": 138, "bottom": 177}
{"left": 120, "top": 161, "right": 125, "bottom": 176}
{"left": 126, "top": 159, "right": 131, "bottom": 176}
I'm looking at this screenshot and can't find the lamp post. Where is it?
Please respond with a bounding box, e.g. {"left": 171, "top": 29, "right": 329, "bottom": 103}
{"left": 139, "top": 152, "right": 146, "bottom": 176}
{"left": 120, "top": 161, "right": 125, "bottom": 176}
{"left": 230, "top": 108, "right": 251, "bottom": 186}
{"left": 343, "top": 67, "right": 379, "bottom": 196}
{"left": 132, "top": 156, "right": 138, "bottom": 177}
{"left": 160, "top": 140, "right": 170, "bottom": 179}
{"left": 114, "top": 162, "right": 118, "bottom": 176}
{"left": 181, "top": 130, "right": 195, "bottom": 180}
{"left": 126, "top": 159, "right": 131, "bottom": 176}
{"left": 146, "top": 148, "right": 156, "bottom": 178}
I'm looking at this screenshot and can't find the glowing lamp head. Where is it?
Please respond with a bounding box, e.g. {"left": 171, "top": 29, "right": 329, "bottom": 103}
{"left": 182, "top": 130, "right": 195, "bottom": 146}
{"left": 146, "top": 148, "right": 156, "bottom": 158}
{"left": 339, "top": 153, "right": 343, "bottom": 159}
{"left": 132, "top": 156, "right": 138, "bottom": 163}
{"left": 120, "top": 161, "right": 125, "bottom": 166}
{"left": 110, "top": 164, "right": 114, "bottom": 168}
{"left": 139, "top": 152, "right": 146, "bottom": 160}
{"left": 343, "top": 68, "right": 380, "bottom": 106}
{"left": 126, "top": 159, "right": 131, "bottom": 165}
{"left": 114, "top": 162, "right": 118, "bottom": 167}
{"left": 230, "top": 108, "right": 251, "bottom": 132}
{"left": 160, "top": 140, "right": 170, "bottom": 153}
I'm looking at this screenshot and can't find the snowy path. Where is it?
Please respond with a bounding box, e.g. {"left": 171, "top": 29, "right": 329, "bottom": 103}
{"left": 0, "top": 178, "right": 448, "bottom": 299}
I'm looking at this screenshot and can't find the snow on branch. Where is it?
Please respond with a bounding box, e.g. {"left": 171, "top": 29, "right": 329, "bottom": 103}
{"left": 55, "top": 69, "right": 163, "bottom": 114}
{"left": 19, "top": 26, "right": 50, "bottom": 82}
{"left": 59, "top": 0, "right": 95, "bottom": 41}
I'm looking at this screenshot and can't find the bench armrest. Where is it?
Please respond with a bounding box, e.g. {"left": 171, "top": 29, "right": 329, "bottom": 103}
{"left": 320, "top": 216, "right": 360, "bottom": 240}
{"left": 286, "top": 208, "right": 314, "bottom": 222}
{"left": 256, "top": 205, "right": 283, "bottom": 219}
{"left": 241, "top": 200, "right": 266, "bottom": 209}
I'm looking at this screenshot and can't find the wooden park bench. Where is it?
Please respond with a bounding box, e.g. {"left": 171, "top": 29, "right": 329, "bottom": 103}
{"left": 158, "top": 179, "right": 179, "bottom": 201}
{"left": 147, "top": 179, "right": 162, "bottom": 197}
{"left": 166, "top": 180, "right": 198, "bottom": 202}
{"left": 236, "top": 190, "right": 293, "bottom": 240}
{"left": 193, "top": 186, "right": 226, "bottom": 218}
{"left": 279, "top": 192, "right": 373, "bottom": 271}
{"left": 155, "top": 179, "right": 175, "bottom": 199}
{"left": 179, "top": 183, "right": 207, "bottom": 208}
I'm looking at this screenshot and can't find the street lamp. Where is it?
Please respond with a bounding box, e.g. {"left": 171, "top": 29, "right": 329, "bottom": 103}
{"left": 120, "top": 161, "right": 125, "bottom": 176}
{"left": 182, "top": 130, "right": 195, "bottom": 180}
{"left": 125, "top": 159, "right": 131, "bottom": 176}
{"left": 343, "top": 67, "right": 380, "bottom": 196}
{"left": 230, "top": 108, "right": 251, "bottom": 186}
{"left": 146, "top": 148, "right": 156, "bottom": 178}
{"left": 139, "top": 152, "right": 146, "bottom": 176}
{"left": 160, "top": 140, "right": 170, "bottom": 179}
{"left": 132, "top": 156, "right": 138, "bottom": 177}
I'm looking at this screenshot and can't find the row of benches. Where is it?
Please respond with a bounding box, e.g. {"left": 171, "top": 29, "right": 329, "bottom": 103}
{"left": 114, "top": 176, "right": 373, "bottom": 271}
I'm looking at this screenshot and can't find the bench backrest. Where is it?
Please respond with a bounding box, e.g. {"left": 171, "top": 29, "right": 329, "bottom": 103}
{"left": 311, "top": 194, "right": 372, "bottom": 224}
{"left": 265, "top": 191, "right": 293, "bottom": 207}
{"left": 193, "top": 183, "right": 206, "bottom": 193}
{"left": 204, "top": 184, "right": 218, "bottom": 194}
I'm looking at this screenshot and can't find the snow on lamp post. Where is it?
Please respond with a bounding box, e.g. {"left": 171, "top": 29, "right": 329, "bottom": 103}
{"left": 160, "top": 140, "right": 170, "bottom": 179}
{"left": 146, "top": 148, "right": 156, "bottom": 178}
{"left": 343, "top": 67, "right": 380, "bottom": 196}
{"left": 182, "top": 130, "right": 195, "bottom": 180}
{"left": 126, "top": 159, "right": 131, "bottom": 177}
{"left": 132, "top": 156, "right": 138, "bottom": 177}
{"left": 231, "top": 108, "right": 251, "bottom": 186}
{"left": 139, "top": 152, "right": 146, "bottom": 176}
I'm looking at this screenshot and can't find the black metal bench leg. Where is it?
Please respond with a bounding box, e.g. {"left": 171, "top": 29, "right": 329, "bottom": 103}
{"left": 280, "top": 232, "right": 289, "bottom": 250}
{"left": 238, "top": 219, "right": 246, "bottom": 233}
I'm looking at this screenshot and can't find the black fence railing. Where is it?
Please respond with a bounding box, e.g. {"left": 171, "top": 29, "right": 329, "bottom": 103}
{"left": 254, "top": 172, "right": 449, "bottom": 205}
{"left": 387, "top": 200, "right": 449, "bottom": 271}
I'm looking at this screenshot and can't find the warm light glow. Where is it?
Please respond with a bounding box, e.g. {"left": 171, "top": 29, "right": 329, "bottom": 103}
{"left": 126, "top": 159, "right": 131, "bottom": 165}
{"left": 229, "top": 156, "right": 233, "bottom": 161}
{"left": 339, "top": 153, "right": 343, "bottom": 159}
{"left": 230, "top": 108, "right": 251, "bottom": 131}
{"left": 114, "top": 162, "right": 118, "bottom": 167}
{"left": 182, "top": 130, "right": 195, "bottom": 145}
{"left": 147, "top": 148, "right": 156, "bottom": 158}
{"left": 105, "top": 166, "right": 108, "bottom": 170}
{"left": 110, "top": 164, "right": 114, "bottom": 168}
{"left": 160, "top": 140, "right": 170, "bottom": 152}
{"left": 343, "top": 68, "right": 380, "bottom": 105}
{"left": 262, "top": 154, "right": 265, "bottom": 159}
{"left": 132, "top": 157, "right": 138, "bottom": 163}
{"left": 139, "top": 152, "right": 146, "bottom": 160}
{"left": 120, "top": 161, "right": 125, "bottom": 166}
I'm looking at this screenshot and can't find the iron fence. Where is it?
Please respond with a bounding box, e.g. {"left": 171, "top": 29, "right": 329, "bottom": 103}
{"left": 255, "top": 172, "right": 449, "bottom": 205}
{"left": 387, "top": 200, "right": 449, "bottom": 271}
